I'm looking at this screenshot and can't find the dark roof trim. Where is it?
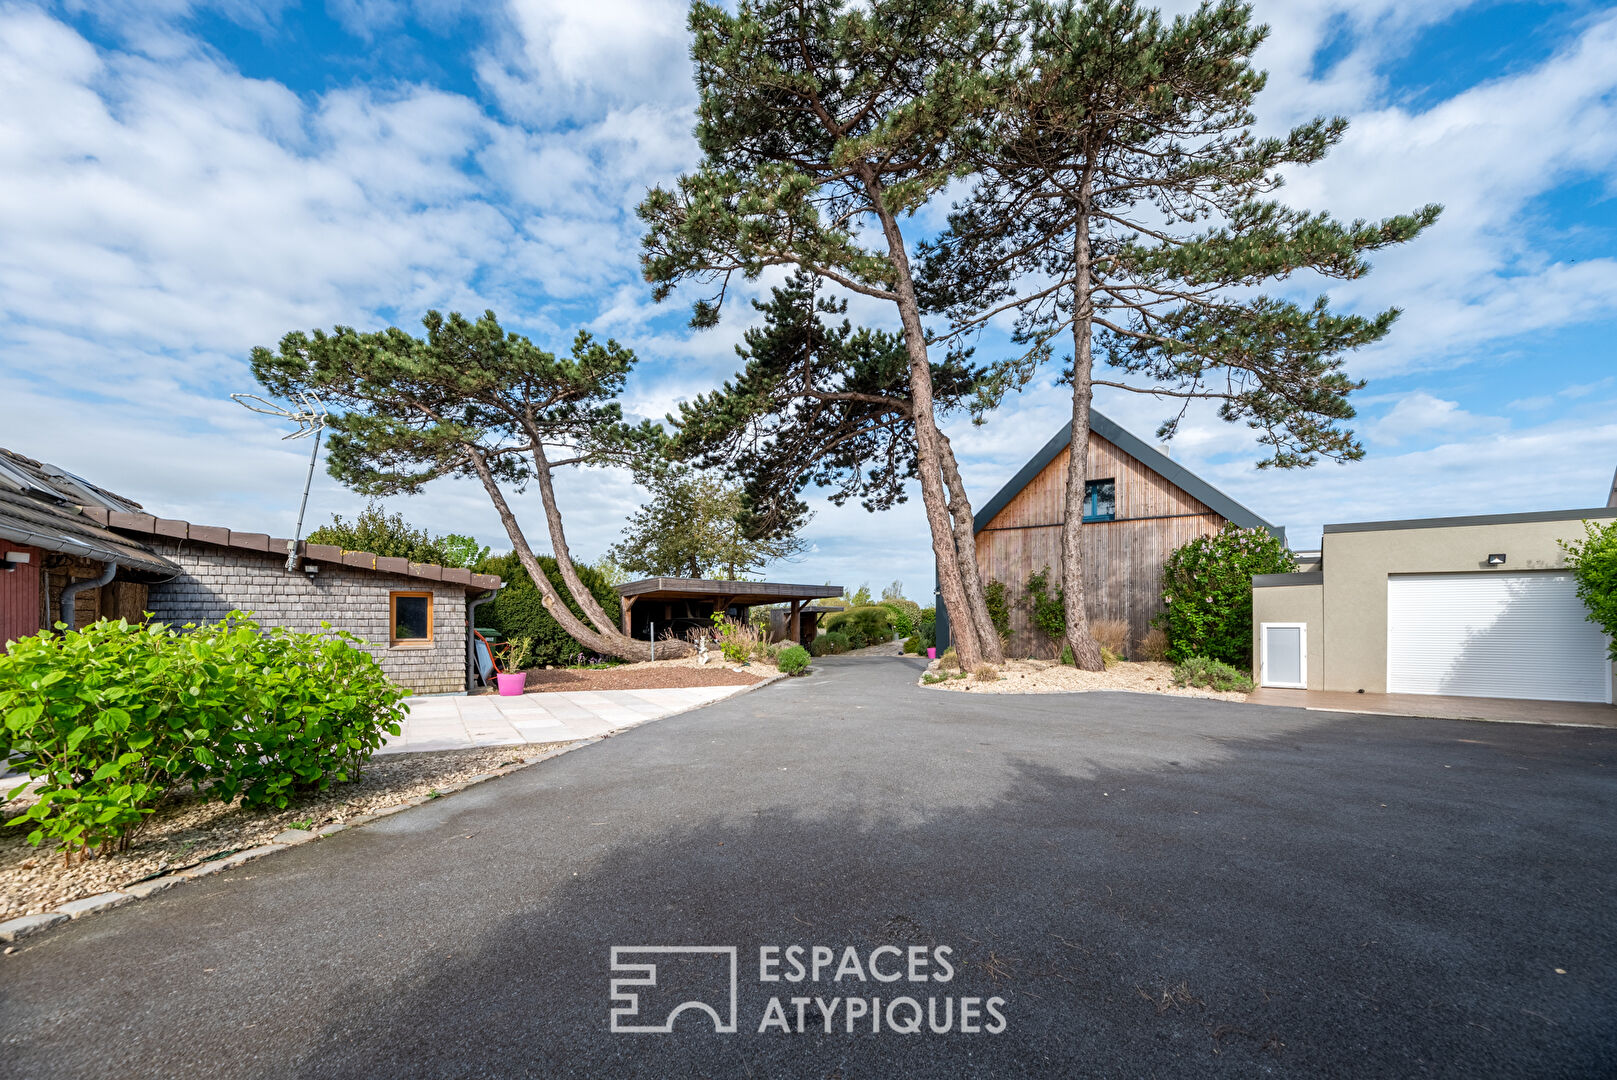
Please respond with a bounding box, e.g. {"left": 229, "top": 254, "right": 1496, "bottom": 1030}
{"left": 0, "top": 492, "right": 179, "bottom": 576}
{"left": 615, "top": 577, "right": 843, "bottom": 601}
{"left": 972, "top": 410, "right": 1283, "bottom": 541}
{"left": 1323, "top": 506, "right": 1617, "bottom": 535}
{"left": 1254, "top": 571, "right": 1323, "bottom": 588}
{"left": 86, "top": 507, "right": 501, "bottom": 591}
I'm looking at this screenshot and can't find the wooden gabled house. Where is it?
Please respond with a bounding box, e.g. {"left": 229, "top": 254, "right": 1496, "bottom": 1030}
{"left": 937, "top": 411, "right": 1283, "bottom": 658}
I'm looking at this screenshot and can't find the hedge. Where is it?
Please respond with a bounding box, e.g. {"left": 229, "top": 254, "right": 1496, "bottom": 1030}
{"left": 475, "top": 552, "right": 621, "bottom": 666}
{"left": 824, "top": 605, "right": 892, "bottom": 645}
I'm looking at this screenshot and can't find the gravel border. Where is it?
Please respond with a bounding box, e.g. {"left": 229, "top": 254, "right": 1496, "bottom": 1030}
{"left": 0, "top": 671, "right": 790, "bottom": 948}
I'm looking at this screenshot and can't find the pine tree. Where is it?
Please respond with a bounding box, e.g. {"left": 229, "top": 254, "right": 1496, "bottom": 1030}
{"left": 250, "top": 310, "right": 686, "bottom": 661}
{"left": 919, "top": 0, "right": 1440, "bottom": 668}
{"left": 669, "top": 272, "right": 987, "bottom": 543}
{"left": 638, "top": 0, "right": 1019, "bottom": 667}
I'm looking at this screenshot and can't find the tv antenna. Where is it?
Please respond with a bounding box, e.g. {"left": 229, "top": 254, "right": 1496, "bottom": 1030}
{"left": 231, "top": 391, "right": 329, "bottom": 572}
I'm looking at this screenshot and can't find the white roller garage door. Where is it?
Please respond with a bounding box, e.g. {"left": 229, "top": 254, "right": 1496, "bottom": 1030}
{"left": 1387, "top": 572, "right": 1612, "bottom": 703}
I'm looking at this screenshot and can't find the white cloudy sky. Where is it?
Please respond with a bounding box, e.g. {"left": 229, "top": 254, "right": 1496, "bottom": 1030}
{"left": 2, "top": 0, "right": 1614, "bottom": 598}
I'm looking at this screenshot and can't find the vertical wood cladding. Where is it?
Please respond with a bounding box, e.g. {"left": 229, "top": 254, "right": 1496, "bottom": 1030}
{"left": 0, "top": 544, "right": 44, "bottom": 647}
{"left": 975, "top": 431, "right": 1227, "bottom": 657}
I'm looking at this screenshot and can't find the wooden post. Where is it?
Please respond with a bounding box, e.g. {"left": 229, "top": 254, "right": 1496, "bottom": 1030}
{"left": 621, "top": 595, "right": 635, "bottom": 636}
{"left": 789, "top": 599, "right": 801, "bottom": 644}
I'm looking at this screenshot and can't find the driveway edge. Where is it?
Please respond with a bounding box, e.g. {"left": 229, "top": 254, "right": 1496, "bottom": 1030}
{"left": 1, "top": 673, "right": 794, "bottom": 949}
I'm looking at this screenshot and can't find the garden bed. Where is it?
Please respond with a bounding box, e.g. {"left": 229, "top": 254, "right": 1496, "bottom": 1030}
{"left": 1, "top": 742, "right": 569, "bottom": 923}
{"left": 505, "top": 656, "right": 766, "bottom": 693}
{"left": 920, "top": 657, "right": 1247, "bottom": 701}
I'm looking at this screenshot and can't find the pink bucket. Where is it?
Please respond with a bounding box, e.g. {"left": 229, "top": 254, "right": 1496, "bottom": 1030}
{"left": 927, "top": 647, "right": 937, "bottom": 660}
{"left": 496, "top": 672, "right": 527, "bottom": 696}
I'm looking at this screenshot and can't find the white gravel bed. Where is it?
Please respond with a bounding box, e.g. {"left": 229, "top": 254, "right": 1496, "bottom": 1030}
{"left": 921, "top": 657, "right": 1247, "bottom": 701}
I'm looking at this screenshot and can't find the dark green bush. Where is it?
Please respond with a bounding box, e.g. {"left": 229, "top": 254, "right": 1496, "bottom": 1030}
{"left": 824, "top": 605, "right": 893, "bottom": 643}
{"left": 1157, "top": 524, "right": 1293, "bottom": 668}
{"left": 776, "top": 644, "right": 811, "bottom": 675}
{"left": 903, "top": 634, "right": 923, "bottom": 654}
{"left": 983, "top": 580, "right": 1011, "bottom": 639}
{"left": 809, "top": 631, "right": 852, "bottom": 656}
{"left": 475, "top": 552, "right": 621, "bottom": 666}
{"left": 1171, "top": 655, "right": 1255, "bottom": 693}
{"left": 1, "top": 614, "right": 406, "bottom": 856}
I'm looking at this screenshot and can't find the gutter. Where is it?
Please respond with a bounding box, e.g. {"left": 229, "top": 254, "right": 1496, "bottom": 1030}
{"left": 58, "top": 560, "right": 116, "bottom": 632}
{"left": 466, "top": 583, "right": 502, "bottom": 692}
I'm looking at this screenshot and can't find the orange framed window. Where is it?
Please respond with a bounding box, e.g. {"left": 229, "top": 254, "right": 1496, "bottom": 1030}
{"left": 390, "top": 591, "right": 433, "bottom": 646}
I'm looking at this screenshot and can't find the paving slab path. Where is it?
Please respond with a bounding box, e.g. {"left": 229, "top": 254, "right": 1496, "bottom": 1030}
{"left": 2, "top": 657, "right": 1615, "bottom": 1078}
{"left": 383, "top": 684, "right": 754, "bottom": 752}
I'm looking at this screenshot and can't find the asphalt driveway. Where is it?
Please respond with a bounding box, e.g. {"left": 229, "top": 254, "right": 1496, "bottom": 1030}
{"left": 2, "top": 656, "right": 1614, "bottom": 1078}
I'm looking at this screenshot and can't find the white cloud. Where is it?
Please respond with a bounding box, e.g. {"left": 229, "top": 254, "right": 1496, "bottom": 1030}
{"left": 1367, "top": 391, "right": 1505, "bottom": 446}
{"left": 5, "top": 0, "right": 1617, "bottom": 607}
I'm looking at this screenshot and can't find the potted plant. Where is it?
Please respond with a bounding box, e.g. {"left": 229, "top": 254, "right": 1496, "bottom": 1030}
{"left": 494, "top": 637, "right": 535, "bottom": 696}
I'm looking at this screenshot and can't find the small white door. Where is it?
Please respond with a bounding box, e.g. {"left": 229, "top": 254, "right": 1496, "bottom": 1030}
{"left": 1387, "top": 572, "right": 1613, "bottom": 703}
{"left": 1261, "top": 623, "right": 1307, "bottom": 688}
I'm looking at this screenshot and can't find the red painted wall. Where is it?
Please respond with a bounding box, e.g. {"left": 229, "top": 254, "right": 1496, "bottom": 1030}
{"left": 1, "top": 544, "right": 43, "bottom": 647}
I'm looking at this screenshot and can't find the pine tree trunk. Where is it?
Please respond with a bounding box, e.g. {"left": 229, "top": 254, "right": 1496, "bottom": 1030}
{"left": 937, "top": 432, "right": 1005, "bottom": 663}
{"left": 1061, "top": 195, "right": 1106, "bottom": 672}
{"left": 861, "top": 170, "right": 989, "bottom": 668}
{"left": 528, "top": 447, "right": 637, "bottom": 641}
{"left": 466, "top": 448, "right": 688, "bottom": 661}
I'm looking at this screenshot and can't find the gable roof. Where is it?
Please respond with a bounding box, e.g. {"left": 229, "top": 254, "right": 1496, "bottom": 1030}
{"left": 972, "top": 411, "right": 1284, "bottom": 542}
{"left": 0, "top": 447, "right": 180, "bottom": 575}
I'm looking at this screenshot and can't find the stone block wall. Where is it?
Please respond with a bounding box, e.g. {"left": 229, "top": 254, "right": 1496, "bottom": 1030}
{"left": 143, "top": 540, "right": 469, "bottom": 694}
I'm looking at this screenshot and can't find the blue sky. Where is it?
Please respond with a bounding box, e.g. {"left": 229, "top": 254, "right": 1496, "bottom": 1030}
{"left": 2, "top": 0, "right": 1614, "bottom": 600}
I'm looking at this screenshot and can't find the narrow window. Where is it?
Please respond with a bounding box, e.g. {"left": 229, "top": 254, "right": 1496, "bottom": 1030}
{"left": 1083, "top": 478, "right": 1116, "bottom": 522}
{"left": 391, "top": 591, "right": 433, "bottom": 646}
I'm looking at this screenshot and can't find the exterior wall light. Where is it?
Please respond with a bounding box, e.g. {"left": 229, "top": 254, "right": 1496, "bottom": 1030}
{"left": 1487, "top": 553, "right": 1507, "bottom": 566}
{"left": 3, "top": 551, "right": 31, "bottom": 572}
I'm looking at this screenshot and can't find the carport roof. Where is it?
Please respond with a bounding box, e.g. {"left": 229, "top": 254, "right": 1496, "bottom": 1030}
{"left": 614, "top": 578, "right": 843, "bottom": 606}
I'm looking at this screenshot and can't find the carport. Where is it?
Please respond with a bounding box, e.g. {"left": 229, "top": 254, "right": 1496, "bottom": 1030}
{"left": 615, "top": 577, "right": 843, "bottom": 644}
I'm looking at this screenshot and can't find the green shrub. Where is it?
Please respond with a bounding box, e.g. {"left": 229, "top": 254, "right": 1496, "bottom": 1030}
{"left": 809, "top": 632, "right": 853, "bottom": 657}
{"left": 824, "top": 605, "right": 893, "bottom": 643}
{"left": 880, "top": 599, "right": 920, "bottom": 638}
{"left": 1157, "top": 524, "right": 1293, "bottom": 667}
{"left": 983, "top": 580, "right": 1011, "bottom": 639}
{"left": 902, "top": 634, "right": 923, "bottom": 654}
{"left": 475, "top": 552, "right": 621, "bottom": 667}
{"left": 1560, "top": 519, "right": 1617, "bottom": 660}
{"left": 1171, "top": 656, "right": 1255, "bottom": 693}
{"left": 1025, "top": 567, "right": 1066, "bottom": 642}
{"left": 776, "top": 645, "right": 811, "bottom": 675}
{"left": 1, "top": 614, "right": 406, "bottom": 857}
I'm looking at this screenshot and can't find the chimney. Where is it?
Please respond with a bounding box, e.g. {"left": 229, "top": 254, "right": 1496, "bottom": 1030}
{"left": 1157, "top": 442, "right": 1171, "bottom": 458}
{"left": 1608, "top": 464, "right": 1616, "bottom": 508}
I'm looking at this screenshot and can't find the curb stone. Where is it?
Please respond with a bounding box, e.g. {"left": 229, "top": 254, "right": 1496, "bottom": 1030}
{"left": 55, "top": 891, "right": 133, "bottom": 919}
{"left": 0, "top": 677, "right": 793, "bottom": 946}
{"left": 0, "top": 912, "right": 68, "bottom": 942}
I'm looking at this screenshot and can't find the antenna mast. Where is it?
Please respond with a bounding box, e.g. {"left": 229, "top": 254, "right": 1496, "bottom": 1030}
{"left": 230, "top": 391, "right": 330, "bottom": 571}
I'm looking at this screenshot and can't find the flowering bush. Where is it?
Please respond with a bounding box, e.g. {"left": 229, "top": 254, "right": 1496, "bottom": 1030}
{"left": 1157, "top": 524, "right": 1293, "bottom": 668}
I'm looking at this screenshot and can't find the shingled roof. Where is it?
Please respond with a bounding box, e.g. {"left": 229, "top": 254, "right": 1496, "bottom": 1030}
{"left": 84, "top": 506, "right": 502, "bottom": 592}
{"left": 0, "top": 448, "right": 180, "bottom": 575}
